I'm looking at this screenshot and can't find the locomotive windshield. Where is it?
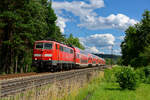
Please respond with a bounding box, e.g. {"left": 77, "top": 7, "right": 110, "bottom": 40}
{"left": 36, "top": 43, "right": 43, "bottom": 49}
{"left": 35, "top": 43, "right": 52, "bottom": 49}
{"left": 44, "top": 43, "right": 52, "bottom": 49}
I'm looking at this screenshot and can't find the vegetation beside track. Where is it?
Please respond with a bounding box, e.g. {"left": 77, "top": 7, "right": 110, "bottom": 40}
{"left": 68, "top": 65, "right": 150, "bottom": 100}
{"left": 82, "top": 82, "right": 150, "bottom": 100}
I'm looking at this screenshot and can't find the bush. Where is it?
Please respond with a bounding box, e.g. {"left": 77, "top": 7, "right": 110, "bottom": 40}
{"left": 135, "top": 67, "right": 146, "bottom": 83}
{"left": 143, "top": 66, "right": 150, "bottom": 83}
{"left": 104, "top": 66, "right": 122, "bottom": 82}
{"left": 144, "top": 66, "right": 150, "bottom": 77}
{"left": 135, "top": 66, "right": 150, "bottom": 84}
{"left": 116, "top": 67, "right": 139, "bottom": 90}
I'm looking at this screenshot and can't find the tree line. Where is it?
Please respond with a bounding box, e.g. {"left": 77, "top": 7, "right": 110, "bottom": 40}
{"left": 0, "top": 0, "right": 84, "bottom": 74}
{"left": 121, "top": 10, "right": 150, "bottom": 68}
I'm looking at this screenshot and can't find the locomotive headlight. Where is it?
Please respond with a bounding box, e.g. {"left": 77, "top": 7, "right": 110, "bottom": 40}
{"left": 48, "top": 58, "right": 51, "bottom": 60}
{"left": 44, "top": 54, "right": 52, "bottom": 57}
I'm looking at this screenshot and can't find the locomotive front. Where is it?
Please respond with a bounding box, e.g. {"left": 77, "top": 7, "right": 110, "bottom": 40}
{"left": 32, "top": 40, "right": 53, "bottom": 71}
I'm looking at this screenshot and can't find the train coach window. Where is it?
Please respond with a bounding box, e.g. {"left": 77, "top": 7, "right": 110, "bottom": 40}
{"left": 67, "top": 48, "right": 70, "bottom": 53}
{"left": 68, "top": 48, "right": 71, "bottom": 53}
{"left": 76, "top": 54, "right": 80, "bottom": 58}
{"left": 64, "top": 47, "right": 69, "bottom": 53}
{"left": 44, "top": 43, "right": 52, "bottom": 49}
{"left": 63, "top": 47, "right": 66, "bottom": 52}
{"left": 64, "top": 47, "right": 67, "bottom": 52}
{"left": 36, "top": 43, "right": 43, "bottom": 49}
{"left": 70, "top": 49, "right": 73, "bottom": 54}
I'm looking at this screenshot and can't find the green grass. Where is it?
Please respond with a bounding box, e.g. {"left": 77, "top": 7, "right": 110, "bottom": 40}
{"left": 73, "top": 71, "right": 150, "bottom": 100}
{"left": 89, "top": 82, "right": 150, "bottom": 100}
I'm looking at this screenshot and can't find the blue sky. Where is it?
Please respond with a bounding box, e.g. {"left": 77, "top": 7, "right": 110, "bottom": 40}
{"left": 52, "top": 0, "right": 150, "bottom": 55}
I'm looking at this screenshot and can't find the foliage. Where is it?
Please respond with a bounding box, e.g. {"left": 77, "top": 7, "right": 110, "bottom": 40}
{"left": 143, "top": 66, "right": 150, "bottom": 77}
{"left": 105, "top": 58, "right": 115, "bottom": 65}
{"left": 0, "top": 0, "right": 64, "bottom": 73}
{"left": 104, "top": 66, "right": 121, "bottom": 82}
{"left": 67, "top": 34, "right": 85, "bottom": 50}
{"left": 116, "top": 58, "right": 123, "bottom": 65}
{"left": 115, "top": 67, "right": 139, "bottom": 90}
{"left": 142, "top": 66, "right": 150, "bottom": 83}
{"left": 77, "top": 68, "right": 150, "bottom": 100}
{"left": 135, "top": 67, "right": 146, "bottom": 83}
{"left": 132, "top": 66, "right": 150, "bottom": 84}
{"left": 121, "top": 10, "right": 150, "bottom": 67}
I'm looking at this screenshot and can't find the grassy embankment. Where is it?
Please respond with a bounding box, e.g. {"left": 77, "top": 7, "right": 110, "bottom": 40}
{"left": 77, "top": 80, "right": 150, "bottom": 100}
{"left": 72, "top": 66, "right": 150, "bottom": 100}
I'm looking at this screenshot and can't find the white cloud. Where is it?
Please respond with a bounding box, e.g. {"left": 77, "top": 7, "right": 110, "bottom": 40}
{"left": 79, "top": 33, "right": 123, "bottom": 55}
{"left": 79, "top": 14, "right": 138, "bottom": 30}
{"left": 79, "top": 33, "right": 115, "bottom": 53}
{"left": 56, "top": 16, "right": 68, "bottom": 33}
{"left": 84, "top": 46, "right": 102, "bottom": 53}
{"left": 80, "top": 33, "right": 115, "bottom": 47}
{"left": 52, "top": 0, "right": 138, "bottom": 30}
{"left": 53, "top": 0, "right": 103, "bottom": 21}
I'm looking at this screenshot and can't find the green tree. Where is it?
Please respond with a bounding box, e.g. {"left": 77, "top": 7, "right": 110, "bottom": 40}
{"left": 140, "top": 46, "right": 150, "bottom": 66}
{"left": 67, "top": 34, "right": 85, "bottom": 50}
{"left": 0, "top": 0, "right": 63, "bottom": 73}
{"left": 105, "top": 58, "right": 115, "bottom": 65}
{"left": 121, "top": 10, "right": 150, "bottom": 67}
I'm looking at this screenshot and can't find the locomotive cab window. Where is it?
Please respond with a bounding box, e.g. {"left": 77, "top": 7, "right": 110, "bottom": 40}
{"left": 44, "top": 43, "right": 52, "bottom": 49}
{"left": 35, "top": 43, "right": 52, "bottom": 49}
{"left": 35, "top": 43, "right": 43, "bottom": 49}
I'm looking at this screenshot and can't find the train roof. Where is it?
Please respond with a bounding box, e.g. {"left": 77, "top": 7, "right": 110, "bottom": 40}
{"left": 35, "top": 40, "right": 53, "bottom": 43}
{"left": 35, "top": 40, "right": 73, "bottom": 49}
{"left": 74, "top": 47, "right": 102, "bottom": 59}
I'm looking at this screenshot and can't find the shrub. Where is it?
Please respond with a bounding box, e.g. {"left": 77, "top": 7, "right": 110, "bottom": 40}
{"left": 143, "top": 66, "right": 150, "bottom": 83}
{"left": 116, "top": 66, "right": 139, "bottom": 90}
{"left": 144, "top": 66, "right": 150, "bottom": 77}
{"left": 104, "top": 66, "right": 122, "bottom": 82}
{"left": 135, "top": 67, "right": 145, "bottom": 83}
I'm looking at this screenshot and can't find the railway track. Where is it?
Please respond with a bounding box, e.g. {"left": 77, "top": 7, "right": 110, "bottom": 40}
{"left": 0, "top": 66, "right": 106, "bottom": 97}
{"left": 0, "top": 72, "right": 37, "bottom": 80}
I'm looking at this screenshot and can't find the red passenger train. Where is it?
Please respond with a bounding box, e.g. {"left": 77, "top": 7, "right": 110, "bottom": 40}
{"left": 32, "top": 40, "right": 105, "bottom": 72}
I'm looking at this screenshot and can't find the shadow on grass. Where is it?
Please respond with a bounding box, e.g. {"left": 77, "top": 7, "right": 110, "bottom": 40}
{"left": 104, "top": 87, "right": 122, "bottom": 91}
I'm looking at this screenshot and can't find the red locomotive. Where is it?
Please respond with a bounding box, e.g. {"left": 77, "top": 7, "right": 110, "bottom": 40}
{"left": 32, "top": 40, "right": 105, "bottom": 72}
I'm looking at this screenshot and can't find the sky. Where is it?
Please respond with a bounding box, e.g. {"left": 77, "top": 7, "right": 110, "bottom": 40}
{"left": 52, "top": 0, "right": 150, "bottom": 55}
